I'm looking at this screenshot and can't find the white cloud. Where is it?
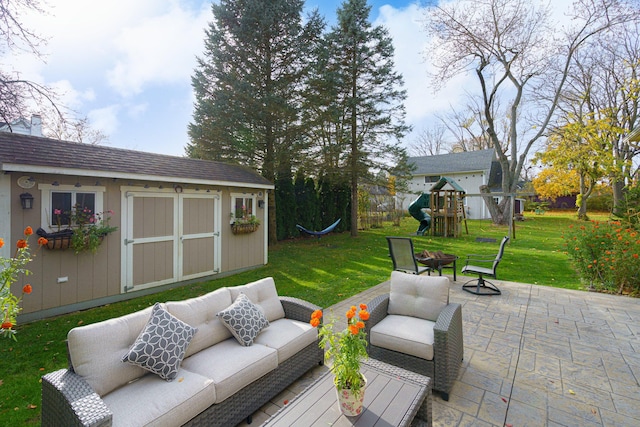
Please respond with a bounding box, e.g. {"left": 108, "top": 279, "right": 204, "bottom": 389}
{"left": 88, "top": 105, "right": 120, "bottom": 134}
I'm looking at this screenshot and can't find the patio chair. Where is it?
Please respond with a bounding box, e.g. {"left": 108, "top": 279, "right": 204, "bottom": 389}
{"left": 386, "top": 236, "right": 431, "bottom": 275}
{"left": 461, "top": 236, "right": 509, "bottom": 295}
{"left": 365, "top": 271, "right": 464, "bottom": 401}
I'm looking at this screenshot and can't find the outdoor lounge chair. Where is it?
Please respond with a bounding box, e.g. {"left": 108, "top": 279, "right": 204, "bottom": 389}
{"left": 461, "top": 236, "right": 509, "bottom": 295}
{"left": 386, "top": 236, "right": 431, "bottom": 275}
{"left": 365, "top": 271, "right": 464, "bottom": 401}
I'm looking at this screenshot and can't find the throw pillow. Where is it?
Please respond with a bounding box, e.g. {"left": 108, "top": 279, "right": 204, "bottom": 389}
{"left": 122, "top": 302, "right": 197, "bottom": 381}
{"left": 217, "top": 293, "right": 269, "bottom": 346}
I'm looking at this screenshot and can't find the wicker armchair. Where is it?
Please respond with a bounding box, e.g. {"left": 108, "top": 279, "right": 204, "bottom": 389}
{"left": 365, "top": 272, "right": 463, "bottom": 401}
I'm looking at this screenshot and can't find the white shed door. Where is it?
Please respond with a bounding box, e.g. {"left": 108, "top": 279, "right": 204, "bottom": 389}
{"left": 121, "top": 190, "right": 220, "bottom": 292}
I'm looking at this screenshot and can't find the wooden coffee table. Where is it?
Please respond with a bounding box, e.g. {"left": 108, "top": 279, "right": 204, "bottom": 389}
{"left": 262, "top": 358, "right": 432, "bottom": 427}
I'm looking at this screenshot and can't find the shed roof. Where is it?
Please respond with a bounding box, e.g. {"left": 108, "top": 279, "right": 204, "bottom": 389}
{"left": 409, "top": 149, "right": 496, "bottom": 175}
{"left": 0, "top": 132, "right": 273, "bottom": 189}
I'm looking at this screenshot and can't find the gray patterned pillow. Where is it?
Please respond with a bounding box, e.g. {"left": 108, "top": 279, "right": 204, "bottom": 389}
{"left": 217, "top": 293, "right": 269, "bottom": 346}
{"left": 122, "top": 303, "right": 197, "bottom": 381}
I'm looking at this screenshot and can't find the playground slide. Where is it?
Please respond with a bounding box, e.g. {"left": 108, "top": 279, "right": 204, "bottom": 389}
{"left": 409, "top": 193, "right": 431, "bottom": 236}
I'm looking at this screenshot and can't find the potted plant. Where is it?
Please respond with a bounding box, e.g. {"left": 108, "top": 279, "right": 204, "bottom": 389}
{"left": 69, "top": 207, "right": 118, "bottom": 254}
{"left": 310, "top": 304, "right": 370, "bottom": 416}
{"left": 230, "top": 206, "right": 260, "bottom": 235}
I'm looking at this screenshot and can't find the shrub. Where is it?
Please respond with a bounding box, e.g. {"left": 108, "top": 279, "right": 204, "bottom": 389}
{"left": 563, "top": 220, "right": 640, "bottom": 295}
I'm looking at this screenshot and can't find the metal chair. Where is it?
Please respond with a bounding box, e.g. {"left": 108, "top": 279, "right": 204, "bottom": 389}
{"left": 386, "top": 237, "right": 431, "bottom": 275}
{"left": 461, "top": 236, "right": 509, "bottom": 295}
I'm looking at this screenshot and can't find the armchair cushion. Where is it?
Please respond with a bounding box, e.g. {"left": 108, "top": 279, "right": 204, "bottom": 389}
{"left": 388, "top": 271, "right": 450, "bottom": 322}
{"left": 370, "top": 315, "right": 435, "bottom": 360}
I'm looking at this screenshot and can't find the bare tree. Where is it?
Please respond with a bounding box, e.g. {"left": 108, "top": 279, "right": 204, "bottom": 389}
{"left": 44, "top": 112, "right": 109, "bottom": 145}
{"left": 424, "top": 0, "right": 635, "bottom": 224}
{"left": 0, "top": 0, "right": 60, "bottom": 125}
{"left": 409, "top": 124, "right": 449, "bottom": 156}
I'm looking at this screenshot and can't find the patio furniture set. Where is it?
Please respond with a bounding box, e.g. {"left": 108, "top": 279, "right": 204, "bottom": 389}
{"left": 41, "top": 234, "right": 507, "bottom": 426}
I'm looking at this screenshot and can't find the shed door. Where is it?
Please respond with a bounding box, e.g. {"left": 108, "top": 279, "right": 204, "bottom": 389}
{"left": 122, "top": 190, "right": 220, "bottom": 292}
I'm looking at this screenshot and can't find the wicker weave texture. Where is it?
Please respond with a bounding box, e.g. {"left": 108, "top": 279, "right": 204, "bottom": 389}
{"left": 41, "top": 296, "right": 323, "bottom": 427}
{"left": 365, "top": 293, "right": 463, "bottom": 398}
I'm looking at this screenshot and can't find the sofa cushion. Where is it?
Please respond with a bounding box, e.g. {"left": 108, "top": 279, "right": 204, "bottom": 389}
{"left": 253, "top": 318, "right": 318, "bottom": 363}
{"left": 166, "top": 287, "right": 233, "bottom": 357}
{"left": 229, "top": 277, "right": 285, "bottom": 322}
{"left": 122, "top": 303, "right": 198, "bottom": 381}
{"left": 102, "top": 368, "right": 215, "bottom": 427}
{"left": 181, "top": 338, "right": 278, "bottom": 403}
{"left": 217, "top": 293, "right": 269, "bottom": 346}
{"left": 388, "top": 271, "right": 450, "bottom": 322}
{"left": 68, "top": 305, "right": 156, "bottom": 396}
{"left": 370, "top": 314, "right": 436, "bottom": 360}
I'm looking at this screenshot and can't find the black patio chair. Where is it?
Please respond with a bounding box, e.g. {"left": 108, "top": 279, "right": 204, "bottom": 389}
{"left": 461, "top": 236, "right": 509, "bottom": 295}
{"left": 386, "top": 236, "right": 431, "bottom": 275}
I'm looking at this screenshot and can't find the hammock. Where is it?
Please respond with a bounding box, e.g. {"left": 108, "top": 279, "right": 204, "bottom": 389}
{"left": 296, "top": 218, "right": 341, "bottom": 238}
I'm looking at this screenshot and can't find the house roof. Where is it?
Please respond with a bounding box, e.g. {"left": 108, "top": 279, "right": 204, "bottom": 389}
{"left": 0, "top": 132, "right": 273, "bottom": 189}
{"left": 409, "top": 149, "right": 496, "bottom": 175}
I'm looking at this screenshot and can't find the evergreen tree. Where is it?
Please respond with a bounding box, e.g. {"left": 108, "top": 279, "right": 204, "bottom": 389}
{"left": 275, "top": 166, "right": 297, "bottom": 240}
{"left": 188, "top": 0, "right": 324, "bottom": 244}
{"left": 324, "top": 0, "right": 410, "bottom": 237}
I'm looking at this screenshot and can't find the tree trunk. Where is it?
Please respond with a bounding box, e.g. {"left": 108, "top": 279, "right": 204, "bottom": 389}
{"left": 480, "top": 185, "right": 510, "bottom": 225}
{"left": 611, "top": 179, "right": 625, "bottom": 217}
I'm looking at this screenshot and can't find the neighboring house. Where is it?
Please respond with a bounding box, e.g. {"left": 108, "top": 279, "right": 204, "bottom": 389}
{"left": 0, "top": 133, "right": 273, "bottom": 322}
{"left": 400, "top": 149, "right": 499, "bottom": 219}
{"left": 0, "top": 115, "right": 43, "bottom": 136}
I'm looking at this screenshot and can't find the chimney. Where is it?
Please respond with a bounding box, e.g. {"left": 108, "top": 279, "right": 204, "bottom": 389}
{"left": 31, "top": 115, "right": 42, "bottom": 136}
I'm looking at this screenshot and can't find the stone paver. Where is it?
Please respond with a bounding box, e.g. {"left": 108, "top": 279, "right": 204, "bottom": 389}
{"left": 237, "top": 275, "right": 640, "bottom": 427}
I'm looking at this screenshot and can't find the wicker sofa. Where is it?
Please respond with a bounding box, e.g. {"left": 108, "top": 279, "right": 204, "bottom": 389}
{"left": 41, "top": 277, "right": 323, "bottom": 427}
{"left": 365, "top": 271, "right": 463, "bottom": 401}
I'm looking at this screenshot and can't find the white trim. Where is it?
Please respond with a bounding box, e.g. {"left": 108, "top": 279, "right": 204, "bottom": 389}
{"left": 0, "top": 174, "right": 11, "bottom": 259}
{"left": 37, "top": 184, "right": 106, "bottom": 232}
{"left": 3, "top": 163, "right": 274, "bottom": 190}
{"left": 263, "top": 192, "right": 269, "bottom": 265}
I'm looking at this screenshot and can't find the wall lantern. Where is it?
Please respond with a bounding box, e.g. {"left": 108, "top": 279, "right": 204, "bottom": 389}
{"left": 20, "top": 192, "right": 34, "bottom": 209}
{"left": 258, "top": 200, "right": 265, "bottom": 209}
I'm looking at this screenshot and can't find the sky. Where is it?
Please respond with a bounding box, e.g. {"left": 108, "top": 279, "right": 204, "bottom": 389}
{"left": 7, "top": 0, "right": 452, "bottom": 157}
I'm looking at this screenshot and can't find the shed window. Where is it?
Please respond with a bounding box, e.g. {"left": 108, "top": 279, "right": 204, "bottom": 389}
{"left": 38, "top": 184, "right": 106, "bottom": 232}
{"left": 230, "top": 193, "right": 256, "bottom": 223}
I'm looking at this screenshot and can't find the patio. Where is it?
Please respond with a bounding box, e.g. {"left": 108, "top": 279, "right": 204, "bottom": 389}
{"left": 240, "top": 276, "right": 640, "bottom": 427}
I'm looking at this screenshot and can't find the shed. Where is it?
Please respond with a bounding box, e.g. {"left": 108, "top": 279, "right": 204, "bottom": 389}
{"left": 0, "top": 132, "right": 274, "bottom": 321}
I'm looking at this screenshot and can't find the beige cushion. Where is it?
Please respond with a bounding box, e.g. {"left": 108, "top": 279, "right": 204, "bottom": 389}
{"left": 68, "top": 306, "right": 156, "bottom": 396}
{"left": 181, "top": 338, "right": 278, "bottom": 403}
{"left": 388, "top": 271, "right": 450, "bottom": 322}
{"left": 102, "top": 368, "right": 215, "bottom": 427}
{"left": 370, "top": 315, "right": 436, "bottom": 360}
{"left": 166, "top": 287, "right": 233, "bottom": 357}
{"left": 253, "top": 318, "right": 318, "bottom": 363}
{"left": 229, "top": 277, "right": 285, "bottom": 322}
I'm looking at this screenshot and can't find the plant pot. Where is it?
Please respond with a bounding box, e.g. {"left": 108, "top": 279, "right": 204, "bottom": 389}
{"left": 335, "top": 375, "right": 366, "bottom": 416}
{"left": 36, "top": 228, "right": 74, "bottom": 250}
{"left": 231, "top": 223, "right": 259, "bottom": 235}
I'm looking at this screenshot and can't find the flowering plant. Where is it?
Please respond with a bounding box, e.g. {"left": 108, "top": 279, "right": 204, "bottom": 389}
{"left": 1, "top": 226, "right": 47, "bottom": 339}
{"left": 69, "top": 205, "right": 118, "bottom": 254}
{"left": 310, "top": 304, "right": 370, "bottom": 392}
{"left": 230, "top": 205, "right": 260, "bottom": 226}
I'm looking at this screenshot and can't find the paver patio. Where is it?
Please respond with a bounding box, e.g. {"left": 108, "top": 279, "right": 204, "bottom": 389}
{"left": 239, "top": 276, "right": 640, "bottom": 427}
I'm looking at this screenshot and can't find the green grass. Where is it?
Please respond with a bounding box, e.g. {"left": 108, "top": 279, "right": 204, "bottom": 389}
{"left": 0, "top": 212, "right": 606, "bottom": 425}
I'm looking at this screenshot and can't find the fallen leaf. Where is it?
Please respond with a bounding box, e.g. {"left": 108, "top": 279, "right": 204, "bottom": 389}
{"left": 592, "top": 408, "right": 597, "bottom": 415}
{"left": 501, "top": 397, "right": 508, "bottom": 403}
{"left": 39, "top": 367, "right": 45, "bottom": 371}
{"left": 569, "top": 389, "right": 575, "bottom": 395}
{"left": 77, "top": 320, "right": 84, "bottom": 325}
{"left": 178, "top": 377, "right": 184, "bottom": 382}
{"left": 0, "top": 379, "right": 3, "bottom": 386}
{"left": 506, "top": 424, "right": 513, "bottom": 427}
{"left": 283, "top": 400, "right": 289, "bottom": 405}
{"left": 28, "top": 404, "right": 37, "bottom": 410}
{"left": 554, "top": 319, "right": 559, "bottom": 324}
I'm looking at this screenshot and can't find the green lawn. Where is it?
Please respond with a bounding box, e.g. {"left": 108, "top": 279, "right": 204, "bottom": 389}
{"left": 0, "top": 212, "right": 604, "bottom": 425}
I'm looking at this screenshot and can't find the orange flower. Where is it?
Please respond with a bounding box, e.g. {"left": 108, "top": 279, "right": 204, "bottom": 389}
{"left": 38, "top": 237, "right": 48, "bottom": 246}
{"left": 587, "top": 264, "right": 592, "bottom": 269}
{"left": 23, "top": 284, "right": 32, "bottom": 294}
{"left": 16, "top": 239, "right": 28, "bottom": 249}
{"left": 359, "top": 303, "right": 367, "bottom": 310}
{"left": 24, "top": 226, "right": 33, "bottom": 236}
{"left": 310, "top": 318, "right": 320, "bottom": 327}
{"left": 356, "top": 321, "right": 365, "bottom": 329}
{"left": 0, "top": 237, "right": 3, "bottom": 248}
{"left": 311, "top": 309, "right": 323, "bottom": 319}
{"left": 346, "top": 309, "right": 356, "bottom": 320}
{"left": 633, "top": 254, "right": 639, "bottom": 259}
{"left": 350, "top": 305, "right": 357, "bottom": 312}
{"left": 358, "top": 310, "right": 370, "bottom": 321}
{"left": 1, "top": 321, "right": 12, "bottom": 329}
{"left": 349, "top": 324, "right": 359, "bottom": 335}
